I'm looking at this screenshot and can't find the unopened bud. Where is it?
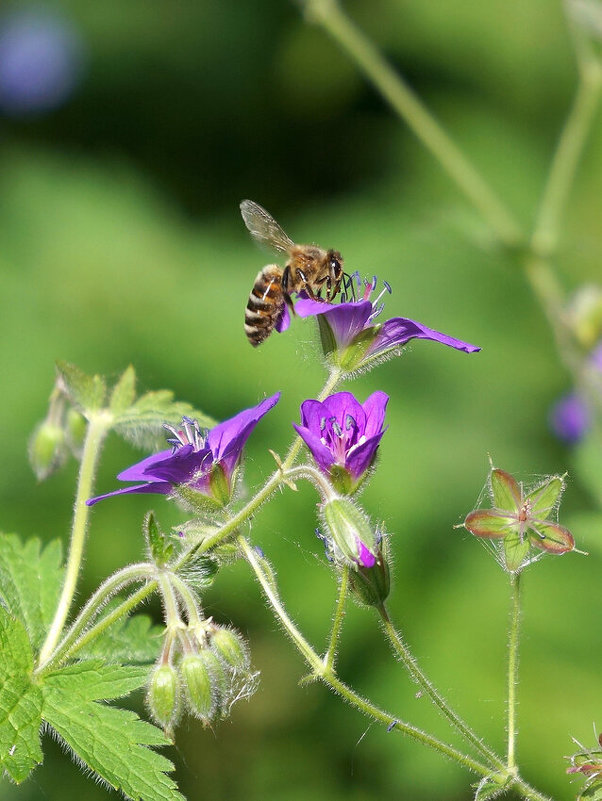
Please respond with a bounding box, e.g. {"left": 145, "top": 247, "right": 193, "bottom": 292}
{"left": 147, "top": 663, "right": 179, "bottom": 730}
{"left": 65, "top": 408, "right": 86, "bottom": 457}
{"left": 180, "top": 654, "right": 214, "bottom": 723}
{"left": 209, "top": 462, "right": 232, "bottom": 507}
{"left": 28, "top": 420, "right": 67, "bottom": 481}
{"left": 322, "top": 497, "right": 378, "bottom": 568}
{"left": 348, "top": 535, "right": 391, "bottom": 607}
{"left": 211, "top": 626, "right": 250, "bottom": 671}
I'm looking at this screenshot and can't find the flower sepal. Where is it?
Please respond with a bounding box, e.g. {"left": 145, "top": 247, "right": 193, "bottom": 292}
{"left": 322, "top": 497, "right": 378, "bottom": 569}
{"left": 463, "top": 466, "right": 575, "bottom": 572}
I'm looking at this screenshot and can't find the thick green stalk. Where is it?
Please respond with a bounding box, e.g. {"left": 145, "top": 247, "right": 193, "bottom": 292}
{"left": 301, "top": 0, "right": 523, "bottom": 248}
{"left": 507, "top": 571, "right": 521, "bottom": 772}
{"left": 380, "top": 607, "right": 505, "bottom": 771}
{"left": 38, "top": 413, "right": 112, "bottom": 665}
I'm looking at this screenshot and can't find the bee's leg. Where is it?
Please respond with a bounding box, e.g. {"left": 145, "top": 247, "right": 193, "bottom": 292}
{"left": 295, "top": 268, "right": 319, "bottom": 301}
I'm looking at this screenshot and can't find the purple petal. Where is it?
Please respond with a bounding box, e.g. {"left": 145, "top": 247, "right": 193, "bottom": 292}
{"left": 118, "top": 444, "right": 211, "bottom": 486}
{"left": 295, "top": 299, "right": 373, "bottom": 349}
{"left": 208, "top": 392, "right": 280, "bottom": 474}
{"left": 275, "top": 304, "right": 291, "bottom": 333}
{"left": 357, "top": 540, "right": 376, "bottom": 568}
{"left": 299, "top": 398, "right": 327, "bottom": 432}
{"left": 86, "top": 481, "right": 171, "bottom": 506}
{"left": 292, "top": 423, "right": 336, "bottom": 474}
{"left": 321, "top": 391, "right": 366, "bottom": 432}
{"left": 345, "top": 432, "right": 385, "bottom": 480}
{"left": 369, "top": 317, "right": 481, "bottom": 356}
{"left": 549, "top": 393, "right": 590, "bottom": 443}
{"left": 361, "top": 391, "right": 389, "bottom": 439}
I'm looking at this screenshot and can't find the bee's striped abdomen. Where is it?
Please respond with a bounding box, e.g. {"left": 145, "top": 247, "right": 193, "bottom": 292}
{"left": 245, "top": 265, "right": 285, "bottom": 347}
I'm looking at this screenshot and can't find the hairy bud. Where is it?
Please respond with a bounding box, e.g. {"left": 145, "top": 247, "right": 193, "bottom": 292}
{"left": 147, "top": 663, "right": 179, "bottom": 731}
{"left": 28, "top": 420, "right": 67, "bottom": 481}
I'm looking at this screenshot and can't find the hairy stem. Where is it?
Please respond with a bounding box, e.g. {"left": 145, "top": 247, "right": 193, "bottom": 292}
{"left": 36, "top": 562, "right": 154, "bottom": 674}
{"left": 379, "top": 607, "right": 505, "bottom": 770}
{"left": 323, "top": 564, "right": 349, "bottom": 671}
{"left": 507, "top": 570, "right": 521, "bottom": 772}
{"left": 38, "top": 413, "right": 112, "bottom": 665}
{"left": 240, "top": 533, "right": 496, "bottom": 779}
{"left": 301, "top": 0, "right": 523, "bottom": 248}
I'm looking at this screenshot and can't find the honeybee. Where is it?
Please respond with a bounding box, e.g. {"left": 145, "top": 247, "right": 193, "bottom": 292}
{"left": 241, "top": 200, "right": 345, "bottom": 347}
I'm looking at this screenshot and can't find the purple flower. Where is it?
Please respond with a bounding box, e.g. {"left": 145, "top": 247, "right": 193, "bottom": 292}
{"left": 0, "top": 10, "right": 86, "bottom": 115}
{"left": 293, "top": 391, "right": 388, "bottom": 493}
{"left": 295, "top": 277, "right": 480, "bottom": 372}
{"left": 87, "top": 393, "right": 280, "bottom": 508}
{"left": 549, "top": 392, "right": 590, "bottom": 444}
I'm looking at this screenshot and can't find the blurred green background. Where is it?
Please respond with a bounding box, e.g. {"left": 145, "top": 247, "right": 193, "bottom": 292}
{"left": 1, "top": 1, "right": 601, "bottom": 799}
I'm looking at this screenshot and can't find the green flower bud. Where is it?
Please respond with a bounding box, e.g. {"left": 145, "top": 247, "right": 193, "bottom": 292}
{"left": 65, "top": 408, "right": 86, "bottom": 457}
{"left": 322, "top": 497, "right": 378, "bottom": 568}
{"left": 180, "top": 654, "right": 215, "bottom": 723}
{"left": 147, "top": 663, "right": 179, "bottom": 730}
{"left": 211, "top": 626, "right": 250, "bottom": 671}
{"left": 28, "top": 420, "right": 67, "bottom": 481}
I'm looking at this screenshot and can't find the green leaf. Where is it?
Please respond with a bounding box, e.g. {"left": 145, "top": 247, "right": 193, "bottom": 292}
{"left": 0, "top": 534, "right": 64, "bottom": 650}
{"left": 526, "top": 476, "right": 564, "bottom": 519}
{"left": 0, "top": 606, "right": 43, "bottom": 783}
{"left": 110, "top": 365, "right": 137, "bottom": 415}
{"left": 503, "top": 533, "right": 530, "bottom": 572}
{"left": 42, "top": 661, "right": 184, "bottom": 801}
{"left": 56, "top": 360, "right": 106, "bottom": 412}
{"left": 490, "top": 469, "right": 521, "bottom": 511}
{"left": 78, "top": 612, "right": 164, "bottom": 665}
{"left": 144, "top": 512, "right": 173, "bottom": 567}
{"left": 114, "top": 389, "right": 215, "bottom": 450}
{"left": 464, "top": 510, "right": 515, "bottom": 538}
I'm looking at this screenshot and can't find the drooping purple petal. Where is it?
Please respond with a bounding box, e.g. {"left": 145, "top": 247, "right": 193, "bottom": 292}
{"left": 86, "top": 481, "right": 172, "bottom": 506}
{"left": 368, "top": 317, "right": 481, "bottom": 357}
{"left": 274, "top": 305, "right": 291, "bottom": 333}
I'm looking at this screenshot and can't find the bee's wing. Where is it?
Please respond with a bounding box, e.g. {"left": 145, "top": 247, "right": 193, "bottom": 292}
{"left": 240, "top": 200, "right": 294, "bottom": 255}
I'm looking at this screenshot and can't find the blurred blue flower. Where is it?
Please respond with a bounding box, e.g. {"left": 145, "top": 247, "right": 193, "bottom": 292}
{"left": 0, "top": 8, "right": 85, "bottom": 115}
{"left": 549, "top": 393, "right": 590, "bottom": 444}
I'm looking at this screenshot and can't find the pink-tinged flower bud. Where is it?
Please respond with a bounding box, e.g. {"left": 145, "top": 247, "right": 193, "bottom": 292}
{"left": 180, "top": 654, "right": 215, "bottom": 724}
{"left": 322, "top": 497, "right": 378, "bottom": 569}
{"left": 347, "top": 533, "right": 391, "bottom": 607}
{"left": 146, "top": 663, "right": 179, "bottom": 731}
{"left": 28, "top": 420, "right": 66, "bottom": 481}
{"left": 210, "top": 626, "right": 250, "bottom": 671}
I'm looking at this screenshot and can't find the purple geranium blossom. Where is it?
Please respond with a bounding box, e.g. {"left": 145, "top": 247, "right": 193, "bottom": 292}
{"left": 549, "top": 392, "right": 590, "bottom": 444}
{"left": 295, "top": 277, "right": 480, "bottom": 372}
{"left": 294, "top": 390, "right": 388, "bottom": 494}
{"left": 87, "top": 393, "right": 280, "bottom": 507}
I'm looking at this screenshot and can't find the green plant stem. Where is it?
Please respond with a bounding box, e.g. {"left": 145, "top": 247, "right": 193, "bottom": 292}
{"left": 38, "top": 413, "right": 112, "bottom": 666}
{"left": 240, "top": 534, "right": 495, "bottom": 780}
{"left": 379, "top": 606, "right": 505, "bottom": 771}
{"left": 36, "top": 562, "right": 154, "bottom": 674}
{"left": 302, "top": 0, "right": 523, "bottom": 248}
{"left": 531, "top": 60, "right": 602, "bottom": 258}
{"left": 170, "top": 573, "right": 203, "bottom": 627}
{"left": 323, "top": 564, "right": 349, "bottom": 671}
{"left": 507, "top": 570, "right": 521, "bottom": 772}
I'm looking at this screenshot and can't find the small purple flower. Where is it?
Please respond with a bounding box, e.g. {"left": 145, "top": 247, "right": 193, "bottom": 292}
{"left": 0, "top": 10, "right": 86, "bottom": 115}
{"left": 294, "top": 277, "right": 480, "bottom": 372}
{"left": 549, "top": 392, "right": 590, "bottom": 444}
{"left": 87, "top": 393, "right": 280, "bottom": 508}
{"left": 293, "top": 391, "right": 388, "bottom": 494}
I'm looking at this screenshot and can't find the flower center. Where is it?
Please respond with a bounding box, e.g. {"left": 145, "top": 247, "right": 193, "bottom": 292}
{"left": 163, "top": 416, "right": 208, "bottom": 453}
{"left": 320, "top": 413, "right": 366, "bottom": 465}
